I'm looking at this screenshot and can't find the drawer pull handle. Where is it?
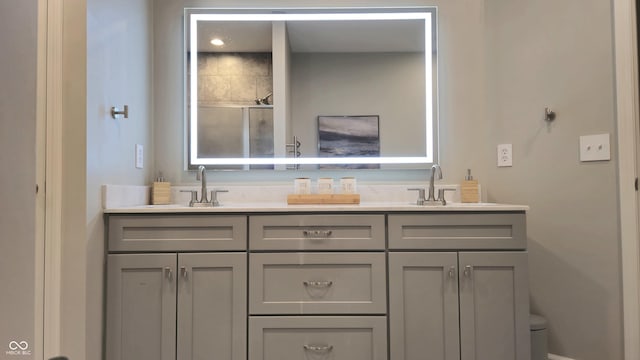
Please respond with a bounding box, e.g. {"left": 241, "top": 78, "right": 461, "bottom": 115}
{"left": 303, "top": 280, "right": 333, "bottom": 288}
{"left": 164, "top": 267, "right": 173, "bottom": 281}
{"left": 303, "top": 344, "right": 333, "bottom": 353}
{"left": 302, "top": 230, "right": 333, "bottom": 238}
{"left": 180, "top": 266, "right": 188, "bottom": 279}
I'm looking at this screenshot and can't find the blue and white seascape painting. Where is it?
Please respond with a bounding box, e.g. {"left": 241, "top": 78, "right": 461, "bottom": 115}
{"left": 318, "top": 115, "right": 380, "bottom": 169}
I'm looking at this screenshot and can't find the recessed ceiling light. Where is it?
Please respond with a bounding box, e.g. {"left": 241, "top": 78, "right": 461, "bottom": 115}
{"left": 210, "top": 38, "right": 224, "bottom": 46}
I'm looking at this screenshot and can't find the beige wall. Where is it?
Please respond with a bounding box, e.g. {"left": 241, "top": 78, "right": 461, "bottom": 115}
{"left": 0, "top": 1, "right": 38, "bottom": 358}
{"left": 484, "top": 0, "right": 621, "bottom": 359}
{"left": 153, "top": 0, "right": 488, "bottom": 184}
{"left": 85, "top": 0, "right": 154, "bottom": 358}
{"left": 78, "top": 0, "right": 623, "bottom": 359}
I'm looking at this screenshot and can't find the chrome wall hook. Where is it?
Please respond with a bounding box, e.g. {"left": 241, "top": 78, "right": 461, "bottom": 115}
{"left": 111, "top": 105, "right": 129, "bottom": 119}
{"left": 544, "top": 107, "right": 556, "bottom": 122}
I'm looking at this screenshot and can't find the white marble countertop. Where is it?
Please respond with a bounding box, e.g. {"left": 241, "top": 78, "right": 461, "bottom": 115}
{"left": 103, "top": 202, "right": 529, "bottom": 213}
{"left": 102, "top": 184, "right": 528, "bottom": 213}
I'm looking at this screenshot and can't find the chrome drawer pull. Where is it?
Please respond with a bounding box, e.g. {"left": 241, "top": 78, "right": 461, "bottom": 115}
{"left": 302, "top": 230, "right": 333, "bottom": 238}
{"left": 303, "top": 344, "right": 333, "bottom": 352}
{"left": 180, "top": 266, "right": 188, "bottom": 279}
{"left": 303, "top": 280, "right": 333, "bottom": 288}
{"left": 164, "top": 267, "right": 173, "bottom": 281}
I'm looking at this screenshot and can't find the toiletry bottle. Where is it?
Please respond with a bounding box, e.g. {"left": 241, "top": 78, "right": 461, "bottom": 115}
{"left": 461, "top": 169, "right": 479, "bottom": 203}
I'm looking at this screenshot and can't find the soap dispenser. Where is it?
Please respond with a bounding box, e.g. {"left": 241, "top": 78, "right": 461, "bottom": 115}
{"left": 461, "top": 169, "right": 479, "bottom": 203}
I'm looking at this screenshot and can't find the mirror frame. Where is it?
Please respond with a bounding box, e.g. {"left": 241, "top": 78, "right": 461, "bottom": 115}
{"left": 186, "top": 8, "right": 436, "bottom": 168}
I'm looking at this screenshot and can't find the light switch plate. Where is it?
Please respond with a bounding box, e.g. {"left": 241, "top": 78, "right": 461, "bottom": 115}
{"left": 135, "top": 144, "right": 144, "bottom": 169}
{"left": 579, "top": 133, "right": 610, "bottom": 162}
{"left": 497, "top": 144, "right": 513, "bottom": 167}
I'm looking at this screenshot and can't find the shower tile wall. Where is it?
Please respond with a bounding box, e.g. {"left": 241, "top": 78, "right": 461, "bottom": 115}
{"left": 197, "top": 53, "right": 272, "bottom": 105}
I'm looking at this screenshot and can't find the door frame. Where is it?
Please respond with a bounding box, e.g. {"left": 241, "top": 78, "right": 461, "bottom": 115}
{"left": 41, "top": 0, "right": 64, "bottom": 358}
{"left": 614, "top": 0, "right": 640, "bottom": 359}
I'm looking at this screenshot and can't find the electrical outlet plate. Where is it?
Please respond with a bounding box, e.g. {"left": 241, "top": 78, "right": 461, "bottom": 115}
{"left": 579, "top": 133, "right": 610, "bottom": 162}
{"left": 497, "top": 143, "right": 512, "bottom": 167}
{"left": 135, "top": 144, "right": 144, "bottom": 169}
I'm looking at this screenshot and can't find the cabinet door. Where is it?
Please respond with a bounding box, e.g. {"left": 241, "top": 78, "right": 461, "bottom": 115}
{"left": 106, "top": 254, "right": 177, "bottom": 360}
{"left": 177, "top": 253, "right": 247, "bottom": 360}
{"left": 458, "top": 252, "right": 530, "bottom": 360}
{"left": 389, "top": 252, "right": 460, "bottom": 360}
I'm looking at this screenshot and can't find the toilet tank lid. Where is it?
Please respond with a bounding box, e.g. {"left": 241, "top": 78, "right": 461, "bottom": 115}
{"left": 530, "top": 314, "right": 547, "bottom": 330}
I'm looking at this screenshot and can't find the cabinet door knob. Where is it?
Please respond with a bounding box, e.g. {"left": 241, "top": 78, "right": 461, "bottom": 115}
{"left": 180, "top": 266, "right": 188, "bottom": 279}
{"left": 164, "top": 267, "right": 173, "bottom": 280}
{"left": 464, "top": 265, "right": 473, "bottom": 278}
{"left": 448, "top": 266, "right": 456, "bottom": 279}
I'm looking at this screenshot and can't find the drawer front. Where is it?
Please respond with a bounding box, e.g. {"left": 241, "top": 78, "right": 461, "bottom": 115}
{"left": 249, "top": 316, "right": 387, "bottom": 360}
{"left": 388, "top": 213, "right": 526, "bottom": 250}
{"left": 108, "top": 215, "right": 247, "bottom": 252}
{"left": 250, "top": 253, "right": 386, "bottom": 314}
{"left": 249, "top": 214, "right": 385, "bottom": 250}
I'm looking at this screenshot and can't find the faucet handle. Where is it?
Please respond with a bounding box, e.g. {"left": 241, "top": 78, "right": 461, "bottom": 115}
{"left": 408, "top": 188, "right": 427, "bottom": 205}
{"left": 180, "top": 190, "right": 198, "bottom": 207}
{"left": 437, "top": 188, "right": 457, "bottom": 206}
{"left": 209, "top": 189, "right": 228, "bottom": 207}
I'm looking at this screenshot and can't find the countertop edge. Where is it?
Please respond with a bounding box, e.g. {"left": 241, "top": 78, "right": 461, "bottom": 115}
{"left": 103, "top": 203, "right": 529, "bottom": 214}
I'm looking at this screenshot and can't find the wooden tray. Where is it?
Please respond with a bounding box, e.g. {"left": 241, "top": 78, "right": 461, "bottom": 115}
{"left": 287, "top": 194, "right": 360, "bottom": 205}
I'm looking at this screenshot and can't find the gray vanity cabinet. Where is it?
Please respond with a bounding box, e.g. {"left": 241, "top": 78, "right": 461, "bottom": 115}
{"left": 106, "top": 214, "right": 248, "bottom": 360}
{"left": 248, "top": 214, "right": 388, "bottom": 360}
{"left": 388, "top": 212, "right": 530, "bottom": 360}
{"left": 106, "top": 252, "right": 247, "bottom": 360}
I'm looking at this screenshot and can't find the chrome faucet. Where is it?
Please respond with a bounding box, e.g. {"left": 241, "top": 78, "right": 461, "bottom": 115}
{"left": 180, "top": 165, "right": 228, "bottom": 207}
{"left": 408, "top": 163, "right": 454, "bottom": 206}
{"left": 427, "top": 163, "right": 442, "bottom": 203}
{"left": 196, "top": 165, "right": 209, "bottom": 203}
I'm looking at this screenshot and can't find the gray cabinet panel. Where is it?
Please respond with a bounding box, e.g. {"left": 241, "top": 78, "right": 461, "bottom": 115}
{"left": 389, "top": 252, "right": 460, "bottom": 360}
{"left": 106, "top": 254, "right": 177, "bottom": 360}
{"left": 388, "top": 213, "right": 526, "bottom": 250}
{"left": 249, "top": 214, "right": 385, "bottom": 250}
{"left": 177, "top": 253, "right": 247, "bottom": 360}
{"left": 250, "top": 252, "right": 386, "bottom": 314}
{"left": 249, "top": 316, "right": 387, "bottom": 360}
{"left": 458, "top": 252, "right": 530, "bottom": 360}
{"left": 108, "top": 215, "right": 247, "bottom": 252}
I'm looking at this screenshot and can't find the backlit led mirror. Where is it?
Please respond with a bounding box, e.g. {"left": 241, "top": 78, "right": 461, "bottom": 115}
{"left": 186, "top": 8, "right": 437, "bottom": 170}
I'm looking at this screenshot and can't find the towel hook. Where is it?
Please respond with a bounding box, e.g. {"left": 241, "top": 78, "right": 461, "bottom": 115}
{"left": 544, "top": 107, "right": 556, "bottom": 122}
{"left": 111, "top": 105, "right": 129, "bottom": 119}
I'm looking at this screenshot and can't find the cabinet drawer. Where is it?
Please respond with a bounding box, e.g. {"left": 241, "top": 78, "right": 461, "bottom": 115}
{"left": 389, "top": 213, "right": 526, "bottom": 250}
{"left": 249, "top": 316, "right": 387, "bottom": 360}
{"left": 250, "top": 253, "right": 386, "bottom": 314}
{"left": 249, "top": 214, "right": 385, "bottom": 250}
{"left": 108, "top": 215, "right": 246, "bottom": 252}
{"left": 249, "top": 253, "right": 387, "bottom": 314}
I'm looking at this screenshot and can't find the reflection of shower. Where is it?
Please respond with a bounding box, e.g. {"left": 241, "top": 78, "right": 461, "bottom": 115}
{"left": 255, "top": 92, "right": 273, "bottom": 105}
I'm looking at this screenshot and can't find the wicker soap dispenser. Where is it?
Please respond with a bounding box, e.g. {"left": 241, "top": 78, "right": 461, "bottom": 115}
{"left": 460, "top": 169, "right": 479, "bottom": 203}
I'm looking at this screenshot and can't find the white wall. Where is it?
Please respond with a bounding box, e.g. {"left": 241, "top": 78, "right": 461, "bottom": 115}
{"left": 484, "top": 0, "right": 621, "bottom": 359}
{"left": 0, "top": 1, "right": 38, "bottom": 359}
